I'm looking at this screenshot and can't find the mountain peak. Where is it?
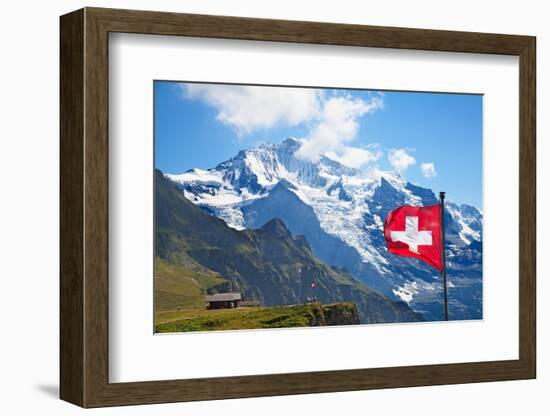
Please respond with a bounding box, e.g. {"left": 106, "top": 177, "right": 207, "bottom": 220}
{"left": 405, "top": 182, "right": 438, "bottom": 205}
{"left": 379, "top": 176, "right": 396, "bottom": 190}
{"left": 282, "top": 136, "right": 302, "bottom": 145}
{"left": 273, "top": 178, "right": 297, "bottom": 191}
{"left": 260, "top": 218, "right": 292, "bottom": 238}
{"left": 279, "top": 137, "right": 303, "bottom": 153}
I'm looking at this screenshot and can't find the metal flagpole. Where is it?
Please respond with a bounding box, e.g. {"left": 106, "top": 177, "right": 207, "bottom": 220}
{"left": 439, "top": 192, "right": 449, "bottom": 321}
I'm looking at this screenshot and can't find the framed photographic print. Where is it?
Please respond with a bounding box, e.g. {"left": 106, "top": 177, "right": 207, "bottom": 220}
{"left": 60, "top": 7, "right": 536, "bottom": 408}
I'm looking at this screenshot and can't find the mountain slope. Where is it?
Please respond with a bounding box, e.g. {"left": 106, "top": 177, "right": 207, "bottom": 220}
{"left": 154, "top": 257, "right": 228, "bottom": 311}
{"left": 167, "top": 138, "right": 483, "bottom": 321}
{"left": 155, "top": 170, "right": 422, "bottom": 324}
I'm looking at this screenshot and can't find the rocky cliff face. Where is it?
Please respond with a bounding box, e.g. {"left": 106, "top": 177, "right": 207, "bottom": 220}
{"left": 318, "top": 303, "right": 361, "bottom": 326}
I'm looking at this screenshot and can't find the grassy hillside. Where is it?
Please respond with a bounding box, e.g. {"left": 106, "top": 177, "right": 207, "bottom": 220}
{"left": 154, "top": 257, "right": 228, "bottom": 310}
{"left": 155, "top": 302, "right": 359, "bottom": 333}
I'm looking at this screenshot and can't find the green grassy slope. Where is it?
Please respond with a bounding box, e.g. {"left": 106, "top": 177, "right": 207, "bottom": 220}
{"left": 154, "top": 257, "right": 228, "bottom": 311}
{"left": 155, "top": 302, "right": 359, "bottom": 332}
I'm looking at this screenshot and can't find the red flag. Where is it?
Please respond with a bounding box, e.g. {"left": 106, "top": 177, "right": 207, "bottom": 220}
{"left": 383, "top": 204, "right": 443, "bottom": 271}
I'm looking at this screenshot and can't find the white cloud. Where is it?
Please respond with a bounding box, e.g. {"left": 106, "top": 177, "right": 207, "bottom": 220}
{"left": 181, "top": 84, "right": 321, "bottom": 136}
{"left": 324, "top": 145, "right": 382, "bottom": 169}
{"left": 295, "top": 95, "right": 383, "bottom": 162}
{"left": 420, "top": 162, "right": 437, "bottom": 178}
{"left": 180, "top": 84, "right": 384, "bottom": 169}
{"left": 388, "top": 148, "right": 416, "bottom": 173}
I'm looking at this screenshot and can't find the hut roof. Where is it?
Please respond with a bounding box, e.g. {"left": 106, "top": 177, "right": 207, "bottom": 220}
{"left": 205, "top": 292, "right": 242, "bottom": 302}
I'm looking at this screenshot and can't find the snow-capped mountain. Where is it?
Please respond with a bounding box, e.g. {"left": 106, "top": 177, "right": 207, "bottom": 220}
{"left": 166, "top": 138, "right": 483, "bottom": 321}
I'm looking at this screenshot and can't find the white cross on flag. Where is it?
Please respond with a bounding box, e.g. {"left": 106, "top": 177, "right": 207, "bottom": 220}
{"left": 383, "top": 204, "right": 443, "bottom": 270}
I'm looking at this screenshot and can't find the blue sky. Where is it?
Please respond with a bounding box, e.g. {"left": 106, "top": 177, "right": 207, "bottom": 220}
{"left": 155, "top": 81, "right": 482, "bottom": 208}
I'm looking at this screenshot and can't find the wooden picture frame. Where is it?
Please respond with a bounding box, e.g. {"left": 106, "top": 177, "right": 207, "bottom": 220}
{"left": 60, "top": 7, "right": 536, "bottom": 408}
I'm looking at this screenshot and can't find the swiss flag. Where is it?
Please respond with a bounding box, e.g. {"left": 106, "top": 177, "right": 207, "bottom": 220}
{"left": 383, "top": 204, "right": 443, "bottom": 271}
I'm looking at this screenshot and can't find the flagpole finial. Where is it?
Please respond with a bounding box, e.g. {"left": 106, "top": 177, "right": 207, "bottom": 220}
{"left": 439, "top": 191, "right": 445, "bottom": 200}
